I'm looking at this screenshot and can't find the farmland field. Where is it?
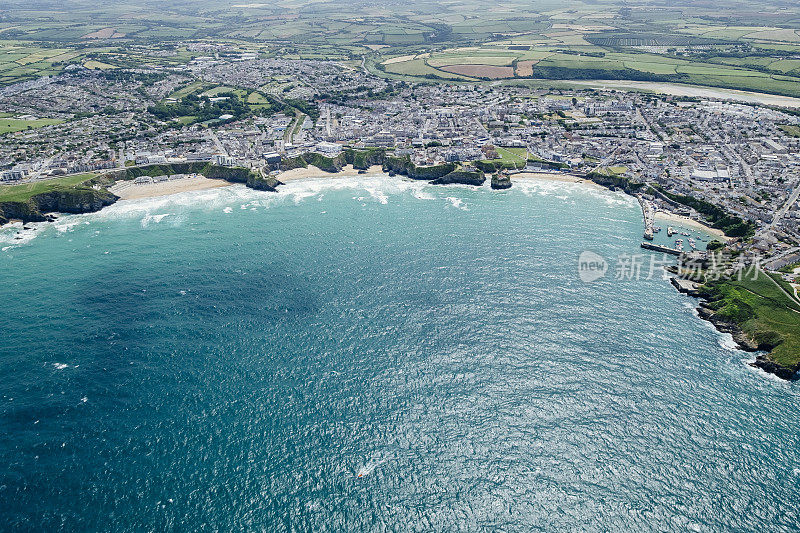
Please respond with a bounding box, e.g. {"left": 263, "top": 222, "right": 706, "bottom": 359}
{"left": 439, "top": 64, "right": 515, "bottom": 79}
{"left": 0, "top": 0, "right": 800, "bottom": 98}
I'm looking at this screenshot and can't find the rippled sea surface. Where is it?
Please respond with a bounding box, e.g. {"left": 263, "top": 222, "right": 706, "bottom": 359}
{"left": 1, "top": 177, "right": 799, "bottom": 531}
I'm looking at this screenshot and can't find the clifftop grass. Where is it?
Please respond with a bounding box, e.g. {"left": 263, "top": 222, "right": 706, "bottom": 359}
{"left": 702, "top": 270, "right": 800, "bottom": 367}
{"left": 0, "top": 173, "right": 96, "bottom": 203}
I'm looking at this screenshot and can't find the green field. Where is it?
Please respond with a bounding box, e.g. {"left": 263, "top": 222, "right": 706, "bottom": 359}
{"left": 0, "top": 41, "right": 83, "bottom": 86}
{"left": 489, "top": 146, "right": 528, "bottom": 164}
{"left": 376, "top": 43, "right": 800, "bottom": 97}
{"left": 706, "top": 269, "right": 800, "bottom": 367}
{"left": 0, "top": 173, "right": 96, "bottom": 203}
{"left": 3, "top": 1, "right": 800, "bottom": 97}
{"left": 167, "top": 81, "right": 211, "bottom": 100}
{"left": 0, "top": 115, "right": 63, "bottom": 134}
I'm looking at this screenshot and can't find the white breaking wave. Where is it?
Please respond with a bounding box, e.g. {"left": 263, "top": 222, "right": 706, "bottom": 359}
{"left": 275, "top": 175, "right": 428, "bottom": 206}
{"left": 445, "top": 196, "right": 467, "bottom": 210}
{"left": 0, "top": 177, "right": 435, "bottom": 251}
{"left": 0, "top": 221, "right": 45, "bottom": 250}
{"left": 514, "top": 178, "right": 637, "bottom": 209}
{"left": 140, "top": 213, "right": 170, "bottom": 227}
{"left": 718, "top": 334, "right": 740, "bottom": 351}
{"left": 1, "top": 174, "right": 639, "bottom": 253}
{"left": 684, "top": 302, "right": 744, "bottom": 353}
{"left": 356, "top": 457, "right": 389, "bottom": 478}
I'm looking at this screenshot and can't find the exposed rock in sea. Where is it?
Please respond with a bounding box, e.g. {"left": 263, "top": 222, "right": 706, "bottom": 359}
{"left": 695, "top": 305, "right": 759, "bottom": 352}
{"left": 491, "top": 173, "right": 512, "bottom": 190}
{"left": 247, "top": 175, "right": 283, "bottom": 192}
{"left": 430, "top": 170, "right": 485, "bottom": 186}
{"left": 749, "top": 355, "right": 800, "bottom": 381}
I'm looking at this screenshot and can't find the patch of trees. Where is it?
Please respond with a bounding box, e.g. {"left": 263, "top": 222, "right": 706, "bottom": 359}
{"left": 147, "top": 92, "right": 248, "bottom": 122}
{"left": 653, "top": 185, "right": 755, "bottom": 238}
{"left": 527, "top": 66, "right": 690, "bottom": 83}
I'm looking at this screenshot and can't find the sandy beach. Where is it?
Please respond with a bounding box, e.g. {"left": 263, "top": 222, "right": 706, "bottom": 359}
{"left": 102, "top": 169, "right": 727, "bottom": 246}
{"left": 654, "top": 210, "right": 728, "bottom": 240}
{"left": 105, "top": 168, "right": 594, "bottom": 202}
{"left": 512, "top": 171, "right": 602, "bottom": 187}
{"left": 104, "top": 167, "right": 387, "bottom": 201}
{"left": 277, "top": 165, "right": 385, "bottom": 182}
{"left": 109, "top": 176, "right": 231, "bottom": 200}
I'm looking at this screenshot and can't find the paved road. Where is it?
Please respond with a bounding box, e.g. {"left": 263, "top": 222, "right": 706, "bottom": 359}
{"left": 207, "top": 129, "right": 227, "bottom": 156}
{"left": 762, "top": 269, "right": 800, "bottom": 307}
{"left": 770, "top": 175, "right": 800, "bottom": 229}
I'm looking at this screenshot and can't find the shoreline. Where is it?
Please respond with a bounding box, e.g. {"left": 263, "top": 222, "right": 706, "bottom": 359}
{"left": 102, "top": 166, "right": 605, "bottom": 203}
{"left": 277, "top": 164, "right": 385, "bottom": 183}
{"left": 673, "top": 282, "right": 800, "bottom": 381}
{"left": 654, "top": 210, "right": 729, "bottom": 240}
{"left": 7, "top": 163, "right": 784, "bottom": 381}
{"left": 108, "top": 175, "right": 232, "bottom": 200}
{"left": 512, "top": 171, "right": 603, "bottom": 187}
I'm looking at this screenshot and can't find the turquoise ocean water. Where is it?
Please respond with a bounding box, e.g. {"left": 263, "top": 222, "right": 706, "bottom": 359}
{"left": 1, "top": 176, "right": 798, "bottom": 531}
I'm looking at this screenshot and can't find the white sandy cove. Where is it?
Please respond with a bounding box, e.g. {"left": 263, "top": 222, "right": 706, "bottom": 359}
{"left": 109, "top": 175, "right": 230, "bottom": 200}
{"left": 108, "top": 166, "right": 600, "bottom": 202}
{"left": 108, "top": 165, "right": 387, "bottom": 201}
{"left": 277, "top": 164, "right": 384, "bottom": 182}
{"left": 513, "top": 171, "right": 602, "bottom": 187}
{"left": 104, "top": 167, "right": 726, "bottom": 240}
{"left": 654, "top": 210, "right": 728, "bottom": 240}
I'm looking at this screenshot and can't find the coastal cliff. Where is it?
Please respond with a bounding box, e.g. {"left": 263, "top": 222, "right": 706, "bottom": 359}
{"left": 696, "top": 303, "right": 800, "bottom": 380}
{"left": 96, "top": 162, "right": 285, "bottom": 192}
{"left": 491, "top": 173, "right": 512, "bottom": 189}
{"left": 280, "top": 153, "right": 347, "bottom": 173}
{"left": 695, "top": 304, "right": 760, "bottom": 352}
{"left": 382, "top": 155, "right": 456, "bottom": 180}
{"left": 583, "top": 170, "right": 645, "bottom": 195}
{"left": 431, "top": 170, "right": 485, "bottom": 186}
{"left": 670, "top": 271, "right": 800, "bottom": 381}
{"left": 344, "top": 148, "right": 387, "bottom": 170}
{"left": 275, "top": 150, "right": 489, "bottom": 187}
{"left": 1, "top": 163, "right": 280, "bottom": 225}
{"left": 0, "top": 186, "right": 118, "bottom": 224}
{"left": 91, "top": 162, "right": 256, "bottom": 187}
